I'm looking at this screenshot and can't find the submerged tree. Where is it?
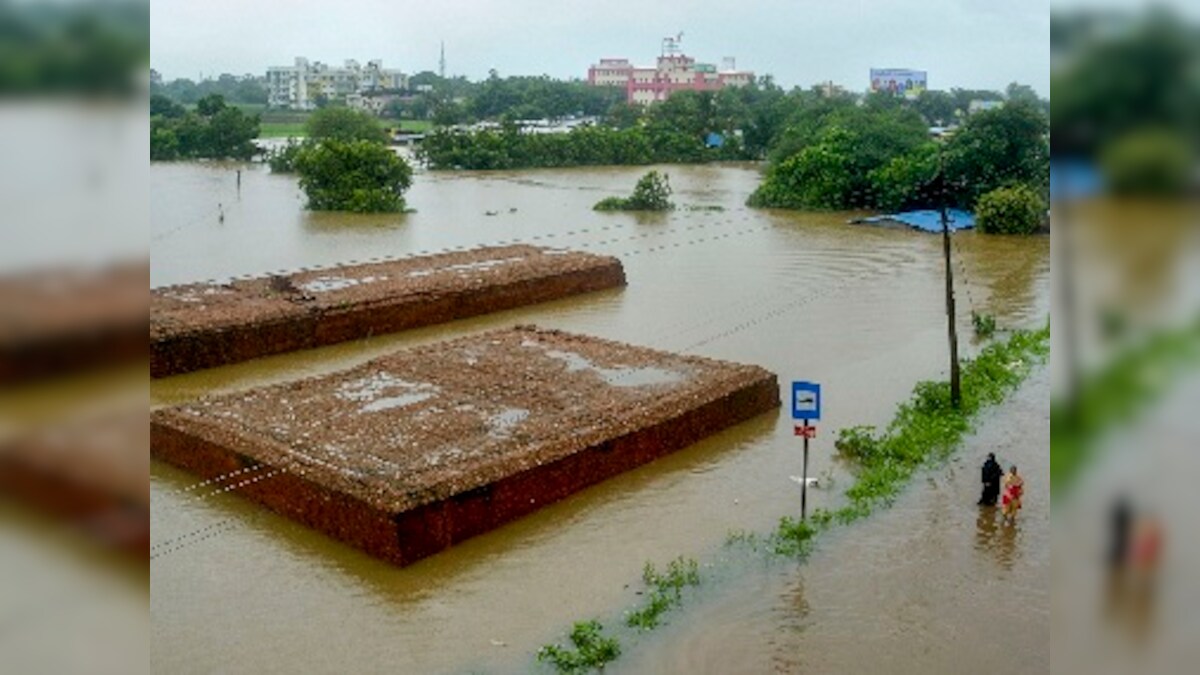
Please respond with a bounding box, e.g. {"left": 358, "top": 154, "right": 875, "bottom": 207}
{"left": 594, "top": 171, "right": 674, "bottom": 211}
{"left": 294, "top": 140, "right": 413, "bottom": 213}
{"left": 975, "top": 184, "right": 1045, "bottom": 235}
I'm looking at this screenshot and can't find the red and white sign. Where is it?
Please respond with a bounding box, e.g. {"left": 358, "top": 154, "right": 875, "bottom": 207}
{"left": 793, "top": 424, "right": 817, "bottom": 439}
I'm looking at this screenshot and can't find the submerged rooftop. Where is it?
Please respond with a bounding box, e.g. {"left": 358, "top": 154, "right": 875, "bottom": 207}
{"left": 152, "top": 326, "right": 779, "bottom": 564}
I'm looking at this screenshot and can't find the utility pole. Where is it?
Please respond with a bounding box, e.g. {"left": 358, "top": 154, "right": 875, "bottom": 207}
{"left": 439, "top": 41, "right": 446, "bottom": 79}
{"left": 938, "top": 146, "right": 962, "bottom": 407}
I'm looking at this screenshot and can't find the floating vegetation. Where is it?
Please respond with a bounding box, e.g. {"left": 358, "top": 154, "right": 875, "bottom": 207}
{"left": 593, "top": 171, "right": 674, "bottom": 212}
{"left": 972, "top": 311, "right": 997, "bottom": 338}
{"left": 537, "top": 620, "right": 621, "bottom": 674}
{"left": 625, "top": 557, "right": 701, "bottom": 631}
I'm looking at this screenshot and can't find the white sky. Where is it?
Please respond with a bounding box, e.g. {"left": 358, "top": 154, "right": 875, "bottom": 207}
{"left": 151, "top": 0, "right": 1050, "bottom": 96}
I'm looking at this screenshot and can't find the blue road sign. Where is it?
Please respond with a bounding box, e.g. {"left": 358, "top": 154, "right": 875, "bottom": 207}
{"left": 791, "top": 381, "right": 821, "bottom": 421}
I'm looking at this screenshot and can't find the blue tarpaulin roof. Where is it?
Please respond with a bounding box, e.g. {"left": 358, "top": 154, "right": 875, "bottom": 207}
{"left": 854, "top": 208, "right": 975, "bottom": 233}
{"left": 1050, "top": 161, "right": 1104, "bottom": 202}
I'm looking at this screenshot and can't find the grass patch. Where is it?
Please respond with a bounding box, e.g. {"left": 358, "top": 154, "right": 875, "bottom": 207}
{"left": 828, "top": 324, "right": 1047, "bottom": 525}
{"left": 258, "top": 114, "right": 412, "bottom": 139}
{"left": 624, "top": 557, "right": 701, "bottom": 631}
{"left": 258, "top": 121, "right": 307, "bottom": 138}
{"left": 537, "top": 620, "right": 621, "bottom": 674}
{"left": 392, "top": 119, "right": 432, "bottom": 133}
{"left": 724, "top": 528, "right": 760, "bottom": 548}
{"left": 1051, "top": 316, "right": 1200, "bottom": 494}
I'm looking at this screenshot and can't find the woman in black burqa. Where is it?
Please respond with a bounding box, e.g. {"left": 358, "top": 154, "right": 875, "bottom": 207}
{"left": 978, "top": 452, "right": 1003, "bottom": 506}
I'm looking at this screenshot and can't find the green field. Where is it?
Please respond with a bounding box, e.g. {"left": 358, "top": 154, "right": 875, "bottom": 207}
{"left": 256, "top": 116, "right": 431, "bottom": 139}
{"left": 393, "top": 119, "right": 432, "bottom": 133}
{"left": 258, "top": 121, "right": 308, "bottom": 138}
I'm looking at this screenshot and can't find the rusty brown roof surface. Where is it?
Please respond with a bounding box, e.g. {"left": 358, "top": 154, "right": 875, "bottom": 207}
{"left": 152, "top": 326, "right": 777, "bottom": 514}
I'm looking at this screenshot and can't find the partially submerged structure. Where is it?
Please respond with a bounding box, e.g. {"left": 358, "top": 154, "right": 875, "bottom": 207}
{"left": 850, "top": 209, "right": 975, "bottom": 233}
{"left": 151, "top": 326, "right": 779, "bottom": 565}
{"left": 1, "top": 262, "right": 147, "bottom": 384}
{"left": 151, "top": 246, "right": 626, "bottom": 377}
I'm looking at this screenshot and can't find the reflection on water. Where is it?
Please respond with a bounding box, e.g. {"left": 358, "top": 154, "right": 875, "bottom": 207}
{"left": 975, "top": 507, "right": 1021, "bottom": 570}
{"left": 150, "top": 161, "right": 1050, "bottom": 673}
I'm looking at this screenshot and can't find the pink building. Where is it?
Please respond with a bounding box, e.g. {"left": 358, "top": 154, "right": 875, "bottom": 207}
{"left": 588, "top": 52, "right": 754, "bottom": 104}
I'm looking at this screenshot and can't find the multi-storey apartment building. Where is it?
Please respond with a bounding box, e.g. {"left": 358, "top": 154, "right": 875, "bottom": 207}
{"left": 587, "top": 40, "right": 753, "bottom": 104}
{"left": 266, "top": 58, "right": 408, "bottom": 110}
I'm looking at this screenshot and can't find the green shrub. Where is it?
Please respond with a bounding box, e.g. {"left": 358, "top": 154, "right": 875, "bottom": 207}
{"left": 772, "top": 516, "right": 818, "bottom": 557}
{"left": 537, "top": 620, "right": 621, "bottom": 674}
{"left": 972, "top": 312, "right": 997, "bottom": 338}
{"left": 294, "top": 140, "right": 413, "bottom": 213}
{"left": 975, "top": 184, "right": 1045, "bottom": 235}
{"left": 834, "top": 425, "right": 881, "bottom": 461}
{"left": 1100, "top": 128, "right": 1192, "bottom": 196}
{"left": 593, "top": 171, "right": 674, "bottom": 211}
{"left": 266, "top": 138, "right": 306, "bottom": 173}
{"left": 592, "top": 196, "right": 629, "bottom": 211}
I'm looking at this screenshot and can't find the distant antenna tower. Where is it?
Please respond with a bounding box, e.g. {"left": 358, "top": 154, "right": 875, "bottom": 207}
{"left": 439, "top": 41, "right": 446, "bottom": 78}
{"left": 662, "top": 31, "right": 684, "bottom": 57}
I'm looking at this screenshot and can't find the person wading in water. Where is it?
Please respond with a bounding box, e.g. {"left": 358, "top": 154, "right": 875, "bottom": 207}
{"left": 1000, "top": 465, "right": 1024, "bottom": 524}
{"left": 978, "top": 452, "right": 1003, "bottom": 506}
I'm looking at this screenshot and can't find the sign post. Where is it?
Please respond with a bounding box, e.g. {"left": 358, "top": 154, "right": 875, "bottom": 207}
{"left": 791, "top": 381, "right": 821, "bottom": 520}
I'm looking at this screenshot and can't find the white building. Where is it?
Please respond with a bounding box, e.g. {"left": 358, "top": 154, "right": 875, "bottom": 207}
{"left": 267, "top": 58, "right": 409, "bottom": 110}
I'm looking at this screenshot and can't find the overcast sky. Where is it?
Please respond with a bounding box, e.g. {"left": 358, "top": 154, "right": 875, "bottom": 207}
{"left": 151, "top": 0, "right": 1049, "bottom": 96}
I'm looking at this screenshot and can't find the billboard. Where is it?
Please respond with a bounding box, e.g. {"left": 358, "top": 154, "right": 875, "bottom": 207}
{"left": 870, "top": 68, "right": 927, "bottom": 97}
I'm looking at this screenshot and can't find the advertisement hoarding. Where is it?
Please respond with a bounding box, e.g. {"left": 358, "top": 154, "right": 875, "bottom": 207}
{"left": 870, "top": 68, "right": 927, "bottom": 97}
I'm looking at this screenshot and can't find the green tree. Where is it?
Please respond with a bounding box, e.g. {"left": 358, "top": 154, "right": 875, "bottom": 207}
{"left": 150, "top": 93, "right": 185, "bottom": 118}
{"left": 195, "top": 93, "right": 227, "bottom": 117}
{"left": 867, "top": 143, "right": 939, "bottom": 210}
{"left": 1005, "top": 82, "right": 1040, "bottom": 106}
{"left": 203, "top": 106, "right": 259, "bottom": 159}
{"left": 1050, "top": 9, "right": 1199, "bottom": 157}
{"left": 294, "top": 140, "right": 413, "bottom": 213}
{"left": 604, "top": 101, "right": 643, "bottom": 129}
{"left": 750, "top": 102, "right": 929, "bottom": 210}
{"left": 149, "top": 95, "right": 259, "bottom": 161}
{"left": 944, "top": 100, "right": 1049, "bottom": 207}
{"left": 748, "top": 126, "right": 858, "bottom": 209}
{"left": 975, "top": 184, "right": 1045, "bottom": 235}
{"left": 150, "top": 122, "right": 179, "bottom": 160}
{"left": 305, "top": 106, "right": 388, "bottom": 143}
{"left": 913, "top": 90, "right": 957, "bottom": 126}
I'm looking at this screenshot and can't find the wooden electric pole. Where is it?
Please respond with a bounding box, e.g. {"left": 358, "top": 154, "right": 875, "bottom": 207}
{"left": 937, "top": 147, "right": 962, "bottom": 407}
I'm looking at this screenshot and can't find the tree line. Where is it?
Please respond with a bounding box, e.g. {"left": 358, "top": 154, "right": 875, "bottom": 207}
{"left": 152, "top": 73, "right": 268, "bottom": 105}
{"left": 748, "top": 97, "right": 1049, "bottom": 214}
{"left": 150, "top": 94, "right": 260, "bottom": 160}
{"left": 1052, "top": 7, "right": 1199, "bottom": 195}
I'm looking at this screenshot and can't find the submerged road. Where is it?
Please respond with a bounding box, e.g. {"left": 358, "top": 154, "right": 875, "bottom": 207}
{"left": 618, "top": 366, "right": 1050, "bottom": 673}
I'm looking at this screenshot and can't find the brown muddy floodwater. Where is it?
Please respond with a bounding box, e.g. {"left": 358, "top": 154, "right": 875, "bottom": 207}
{"left": 150, "top": 160, "right": 1050, "bottom": 673}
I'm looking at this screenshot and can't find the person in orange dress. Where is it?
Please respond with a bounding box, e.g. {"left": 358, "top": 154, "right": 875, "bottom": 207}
{"left": 1000, "top": 465, "right": 1024, "bottom": 523}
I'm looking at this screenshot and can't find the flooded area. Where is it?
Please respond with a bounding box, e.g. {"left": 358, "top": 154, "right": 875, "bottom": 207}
{"left": 616, "top": 367, "right": 1050, "bottom": 673}
{"left": 150, "top": 160, "right": 1050, "bottom": 673}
